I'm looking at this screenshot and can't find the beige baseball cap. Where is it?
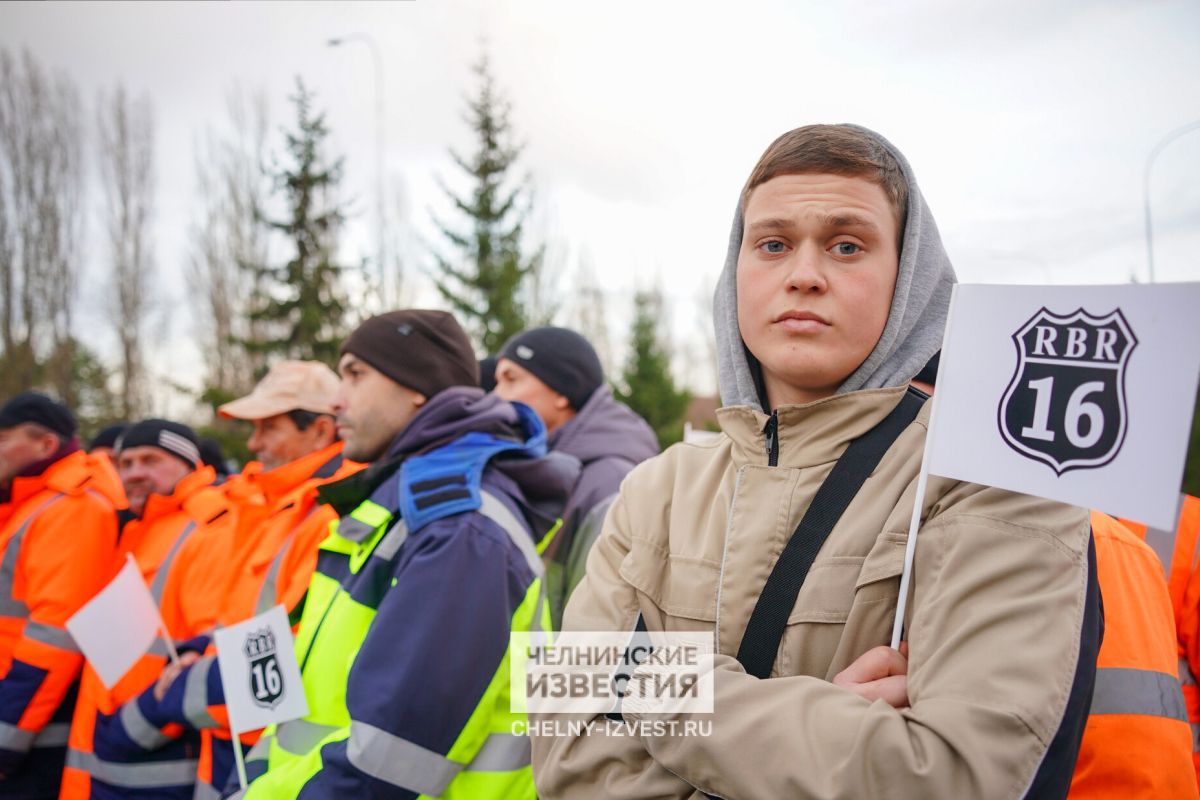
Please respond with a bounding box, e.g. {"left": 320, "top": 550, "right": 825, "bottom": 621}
{"left": 218, "top": 360, "right": 339, "bottom": 421}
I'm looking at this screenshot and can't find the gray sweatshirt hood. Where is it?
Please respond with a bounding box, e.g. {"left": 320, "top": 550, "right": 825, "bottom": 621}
{"left": 713, "top": 124, "right": 956, "bottom": 412}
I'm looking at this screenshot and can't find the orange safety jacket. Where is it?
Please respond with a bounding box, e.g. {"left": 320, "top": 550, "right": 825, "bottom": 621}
{"left": 61, "top": 465, "right": 243, "bottom": 800}
{"left": 1070, "top": 511, "right": 1198, "bottom": 798}
{"left": 169, "top": 444, "right": 360, "bottom": 799}
{"left": 1121, "top": 493, "right": 1200, "bottom": 784}
{"left": 0, "top": 450, "right": 123, "bottom": 797}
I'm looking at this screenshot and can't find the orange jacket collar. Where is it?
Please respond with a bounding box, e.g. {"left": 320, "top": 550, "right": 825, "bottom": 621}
{"left": 8, "top": 450, "right": 125, "bottom": 508}
{"left": 138, "top": 466, "right": 217, "bottom": 526}
{"left": 254, "top": 442, "right": 346, "bottom": 506}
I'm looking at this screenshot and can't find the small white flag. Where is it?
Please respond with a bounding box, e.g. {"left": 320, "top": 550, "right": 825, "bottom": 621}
{"left": 926, "top": 282, "right": 1200, "bottom": 530}
{"left": 67, "top": 555, "right": 163, "bottom": 689}
{"left": 213, "top": 605, "right": 308, "bottom": 736}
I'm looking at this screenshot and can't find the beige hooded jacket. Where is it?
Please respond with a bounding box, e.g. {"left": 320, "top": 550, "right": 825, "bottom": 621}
{"left": 530, "top": 126, "right": 1099, "bottom": 800}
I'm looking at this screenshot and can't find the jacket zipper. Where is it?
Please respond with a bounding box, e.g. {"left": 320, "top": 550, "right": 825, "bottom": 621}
{"left": 764, "top": 411, "right": 779, "bottom": 467}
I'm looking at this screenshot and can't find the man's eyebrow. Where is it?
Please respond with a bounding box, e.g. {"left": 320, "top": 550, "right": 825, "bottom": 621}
{"left": 745, "top": 217, "right": 795, "bottom": 234}
{"left": 820, "top": 212, "right": 881, "bottom": 232}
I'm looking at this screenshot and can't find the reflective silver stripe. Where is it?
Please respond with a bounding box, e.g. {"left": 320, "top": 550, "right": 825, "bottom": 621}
{"left": 255, "top": 545, "right": 290, "bottom": 615}
{"left": 193, "top": 779, "right": 221, "bottom": 800}
{"left": 243, "top": 732, "right": 272, "bottom": 784}
{"left": 23, "top": 620, "right": 79, "bottom": 652}
{"left": 119, "top": 699, "right": 172, "bottom": 750}
{"left": 373, "top": 520, "right": 409, "bottom": 562}
{"left": 245, "top": 733, "right": 272, "bottom": 763}
{"left": 1180, "top": 655, "right": 1197, "bottom": 688}
{"left": 530, "top": 581, "right": 547, "bottom": 635}
{"left": 275, "top": 719, "right": 340, "bottom": 755}
{"left": 34, "top": 722, "right": 70, "bottom": 748}
{"left": 467, "top": 732, "right": 531, "bottom": 772}
{"left": 479, "top": 492, "right": 543, "bottom": 578}
{"left": 66, "top": 747, "right": 198, "bottom": 787}
{"left": 1090, "top": 667, "right": 1188, "bottom": 721}
{"left": 148, "top": 637, "right": 171, "bottom": 658}
{"left": 1144, "top": 523, "right": 1178, "bottom": 577}
{"left": 337, "top": 517, "right": 376, "bottom": 544}
{"left": 254, "top": 505, "right": 323, "bottom": 615}
{"left": 183, "top": 655, "right": 219, "bottom": 728}
{"left": 346, "top": 719, "right": 460, "bottom": 796}
{"left": 150, "top": 522, "right": 199, "bottom": 604}
{"left": 0, "top": 720, "right": 35, "bottom": 752}
{"left": 0, "top": 495, "right": 65, "bottom": 617}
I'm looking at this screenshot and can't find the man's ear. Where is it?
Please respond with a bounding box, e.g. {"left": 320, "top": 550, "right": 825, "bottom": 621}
{"left": 35, "top": 430, "right": 62, "bottom": 459}
{"left": 412, "top": 392, "right": 428, "bottom": 408}
{"left": 553, "top": 394, "right": 571, "bottom": 411}
{"left": 313, "top": 415, "right": 338, "bottom": 446}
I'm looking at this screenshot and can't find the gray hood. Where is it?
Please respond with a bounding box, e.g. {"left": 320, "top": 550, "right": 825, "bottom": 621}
{"left": 713, "top": 124, "right": 956, "bottom": 412}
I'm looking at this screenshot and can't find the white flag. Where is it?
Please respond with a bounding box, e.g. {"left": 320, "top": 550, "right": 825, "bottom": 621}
{"left": 213, "top": 605, "right": 308, "bottom": 735}
{"left": 67, "top": 555, "right": 162, "bottom": 689}
{"left": 925, "top": 282, "right": 1200, "bottom": 530}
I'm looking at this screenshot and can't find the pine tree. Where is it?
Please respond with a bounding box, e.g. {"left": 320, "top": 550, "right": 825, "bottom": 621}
{"left": 615, "top": 290, "right": 692, "bottom": 448}
{"left": 430, "top": 53, "right": 542, "bottom": 354}
{"left": 243, "top": 79, "right": 351, "bottom": 366}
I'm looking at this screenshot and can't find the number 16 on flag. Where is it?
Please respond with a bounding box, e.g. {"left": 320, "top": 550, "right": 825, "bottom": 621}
{"left": 213, "top": 605, "right": 308, "bottom": 788}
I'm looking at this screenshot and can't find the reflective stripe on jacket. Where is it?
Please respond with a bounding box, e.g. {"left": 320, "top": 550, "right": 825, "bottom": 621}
{"left": 1069, "top": 512, "right": 1198, "bottom": 798}
{"left": 0, "top": 450, "right": 122, "bottom": 795}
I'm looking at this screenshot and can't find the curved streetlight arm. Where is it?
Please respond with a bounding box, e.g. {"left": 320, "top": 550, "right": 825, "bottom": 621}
{"left": 1143, "top": 118, "right": 1200, "bottom": 283}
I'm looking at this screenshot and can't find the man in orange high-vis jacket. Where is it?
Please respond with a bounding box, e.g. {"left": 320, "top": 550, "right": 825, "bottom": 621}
{"left": 1069, "top": 511, "right": 1198, "bottom": 798}
{"left": 1121, "top": 493, "right": 1200, "bottom": 783}
{"left": 138, "top": 361, "right": 361, "bottom": 799}
{"left": 61, "top": 419, "right": 244, "bottom": 800}
{"left": 0, "top": 393, "right": 124, "bottom": 800}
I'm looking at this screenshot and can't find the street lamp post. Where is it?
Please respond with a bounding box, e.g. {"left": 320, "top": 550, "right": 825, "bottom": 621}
{"left": 328, "top": 33, "right": 387, "bottom": 305}
{"left": 1143, "top": 118, "right": 1200, "bottom": 284}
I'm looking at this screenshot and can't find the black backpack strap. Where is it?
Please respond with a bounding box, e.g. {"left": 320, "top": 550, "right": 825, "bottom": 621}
{"left": 734, "top": 388, "right": 926, "bottom": 679}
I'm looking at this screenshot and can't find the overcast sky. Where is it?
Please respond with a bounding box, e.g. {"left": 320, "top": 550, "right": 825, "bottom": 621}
{"left": 3, "top": 0, "right": 1199, "bottom": 408}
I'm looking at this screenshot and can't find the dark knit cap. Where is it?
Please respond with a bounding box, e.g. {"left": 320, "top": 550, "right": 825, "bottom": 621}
{"left": 479, "top": 356, "right": 499, "bottom": 393}
{"left": 0, "top": 392, "right": 76, "bottom": 439}
{"left": 117, "top": 419, "right": 201, "bottom": 469}
{"left": 340, "top": 310, "right": 479, "bottom": 398}
{"left": 89, "top": 423, "right": 128, "bottom": 451}
{"left": 499, "top": 327, "right": 604, "bottom": 411}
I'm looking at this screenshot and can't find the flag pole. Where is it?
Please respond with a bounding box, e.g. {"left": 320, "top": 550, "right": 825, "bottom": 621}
{"left": 890, "top": 286, "right": 957, "bottom": 650}
{"left": 125, "top": 552, "right": 180, "bottom": 668}
{"left": 232, "top": 734, "right": 249, "bottom": 789}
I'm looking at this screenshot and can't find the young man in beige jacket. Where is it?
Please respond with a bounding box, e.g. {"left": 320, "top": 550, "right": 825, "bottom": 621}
{"left": 531, "top": 124, "right": 1100, "bottom": 799}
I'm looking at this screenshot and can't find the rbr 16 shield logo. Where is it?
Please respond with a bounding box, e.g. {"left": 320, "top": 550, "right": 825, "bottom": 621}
{"left": 998, "top": 307, "right": 1137, "bottom": 475}
{"left": 244, "top": 627, "right": 284, "bottom": 709}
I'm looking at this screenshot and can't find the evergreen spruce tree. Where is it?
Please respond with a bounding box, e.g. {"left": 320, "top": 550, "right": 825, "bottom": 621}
{"left": 243, "top": 79, "right": 351, "bottom": 365}
{"left": 430, "top": 54, "right": 542, "bottom": 354}
{"left": 615, "top": 290, "right": 691, "bottom": 448}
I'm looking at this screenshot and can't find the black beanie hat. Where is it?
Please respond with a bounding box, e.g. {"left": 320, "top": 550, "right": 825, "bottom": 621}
{"left": 479, "top": 356, "right": 499, "bottom": 393}
{"left": 89, "top": 422, "right": 128, "bottom": 451}
{"left": 117, "top": 419, "right": 201, "bottom": 469}
{"left": 340, "top": 310, "right": 479, "bottom": 398}
{"left": 499, "top": 327, "right": 604, "bottom": 411}
{"left": 0, "top": 392, "right": 76, "bottom": 439}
